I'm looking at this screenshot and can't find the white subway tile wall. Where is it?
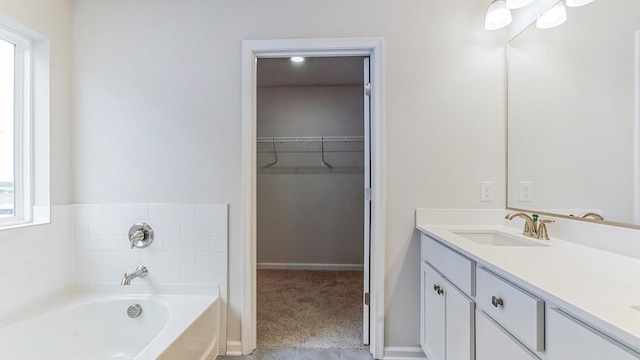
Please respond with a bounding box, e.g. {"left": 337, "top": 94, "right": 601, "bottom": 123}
{"left": 73, "top": 203, "right": 229, "bottom": 353}
{"left": 0, "top": 205, "right": 73, "bottom": 314}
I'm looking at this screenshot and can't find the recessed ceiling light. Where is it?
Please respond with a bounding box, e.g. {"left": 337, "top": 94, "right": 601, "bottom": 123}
{"left": 290, "top": 56, "right": 305, "bottom": 63}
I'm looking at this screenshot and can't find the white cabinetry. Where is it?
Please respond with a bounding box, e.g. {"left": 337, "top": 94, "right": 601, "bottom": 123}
{"left": 421, "top": 262, "right": 446, "bottom": 360}
{"left": 475, "top": 267, "right": 544, "bottom": 352}
{"left": 546, "top": 308, "right": 639, "bottom": 360}
{"left": 445, "top": 278, "right": 475, "bottom": 360}
{"left": 420, "top": 235, "right": 474, "bottom": 360}
{"left": 418, "top": 228, "right": 640, "bottom": 360}
{"left": 476, "top": 310, "right": 538, "bottom": 360}
{"left": 422, "top": 233, "right": 475, "bottom": 296}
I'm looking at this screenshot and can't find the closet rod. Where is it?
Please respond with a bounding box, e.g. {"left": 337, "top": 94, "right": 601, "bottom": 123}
{"left": 257, "top": 136, "right": 364, "bottom": 143}
{"left": 257, "top": 136, "right": 364, "bottom": 169}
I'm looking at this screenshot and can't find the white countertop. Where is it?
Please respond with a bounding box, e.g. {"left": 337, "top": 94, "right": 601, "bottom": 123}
{"left": 417, "top": 223, "right": 640, "bottom": 352}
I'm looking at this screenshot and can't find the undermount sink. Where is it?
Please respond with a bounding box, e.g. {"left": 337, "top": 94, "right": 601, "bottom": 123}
{"left": 450, "top": 229, "right": 548, "bottom": 247}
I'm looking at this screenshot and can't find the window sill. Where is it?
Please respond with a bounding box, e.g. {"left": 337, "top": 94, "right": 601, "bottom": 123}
{"left": 0, "top": 205, "right": 50, "bottom": 231}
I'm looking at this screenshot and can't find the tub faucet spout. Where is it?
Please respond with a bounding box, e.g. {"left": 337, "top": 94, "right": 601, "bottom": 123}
{"left": 121, "top": 265, "right": 148, "bottom": 285}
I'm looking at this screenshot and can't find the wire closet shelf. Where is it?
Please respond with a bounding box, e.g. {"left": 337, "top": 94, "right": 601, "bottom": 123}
{"left": 257, "top": 136, "right": 364, "bottom": 169}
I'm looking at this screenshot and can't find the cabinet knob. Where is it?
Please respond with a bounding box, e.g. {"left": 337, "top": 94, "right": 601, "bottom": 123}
{"left": 433, "top": 284, "right": 444, "bottom": 295}
{"left": 491, "top": 296, "right": 504, "bottom": 307}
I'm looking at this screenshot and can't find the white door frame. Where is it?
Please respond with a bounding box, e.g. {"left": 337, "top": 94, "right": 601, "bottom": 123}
{"left": 240, "top": 37, "right": 385, "bottom": 359}
{"left": 634, "top": 30, "right": 640, "bottom": 223}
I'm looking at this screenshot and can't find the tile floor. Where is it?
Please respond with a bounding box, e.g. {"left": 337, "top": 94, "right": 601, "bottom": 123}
{"left": 216, "top": 347, "right": 374, "bottom": 360}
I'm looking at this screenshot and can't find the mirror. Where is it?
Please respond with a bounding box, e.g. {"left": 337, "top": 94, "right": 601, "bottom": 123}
{"left": 507, "top": 0, "right": 640, "bottom": 226}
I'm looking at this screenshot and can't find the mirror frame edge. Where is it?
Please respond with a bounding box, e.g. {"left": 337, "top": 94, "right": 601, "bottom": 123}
{"left": 505, "top": 207, "right": 640, "bottom": 230}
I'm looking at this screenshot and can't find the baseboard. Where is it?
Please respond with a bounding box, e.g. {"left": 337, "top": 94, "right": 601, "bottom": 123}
{"left": 383, "top": 346, "right": 427, "bottom": 360}
{"left": 225, "top": 341, "right": 242, "bottom": 356}
{"left": 257, "top": 262, "right": 364, "bottom": 271}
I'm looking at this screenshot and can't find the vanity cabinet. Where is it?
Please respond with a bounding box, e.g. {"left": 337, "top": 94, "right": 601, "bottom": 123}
{"left": 475, "top": 267, "right": 544, "bottom": 352}
{"left": 420, "top": 235, "right": 475, "bottom": 360}
{"left": 421, "top": 262, "right": 446, "bottom": 360}
{"left": 546, "top": 308, "right": 639, "bottom": 360}
{"left": 476, "top": 310, "right": 538, "bottom": 360}
{"left": 419, "top": 230, "right": 640, "bottom": 360}
{"left": 421, "top": 233, "right": 475, "bottom": 296}
{"left": 444, "top": 278, "right": 475, "bottom": 360}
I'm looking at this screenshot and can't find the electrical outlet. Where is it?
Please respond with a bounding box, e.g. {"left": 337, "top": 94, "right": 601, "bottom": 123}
{"left": 520, "top": 181, "right": 533, "bottom": 202}
{"left": 480, "top": 181, "right": 494, "bottom": 202}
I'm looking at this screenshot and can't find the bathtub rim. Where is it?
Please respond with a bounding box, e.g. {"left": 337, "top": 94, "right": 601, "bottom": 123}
{"left": 0, "top": 292, "right": 220, "bottom": 360}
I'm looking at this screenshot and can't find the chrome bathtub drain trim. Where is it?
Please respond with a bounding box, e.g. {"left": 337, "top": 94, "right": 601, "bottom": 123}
{"left": 127, "top": 304, "right": 143, "bottom": 318}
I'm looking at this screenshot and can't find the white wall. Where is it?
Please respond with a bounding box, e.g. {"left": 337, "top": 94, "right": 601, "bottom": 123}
{"left": 257, "top": 85, "right": 364, "bottom": 267}
{"left": 72, "top": 0, "right": 506, "bottom": 350}
{"left": 0, "top": 0, "right": 73, "bottom": 316}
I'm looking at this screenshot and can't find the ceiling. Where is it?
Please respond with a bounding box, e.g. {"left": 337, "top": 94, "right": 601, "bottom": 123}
{"left": 257, "top": 56, "right": 365, "bottom": 87}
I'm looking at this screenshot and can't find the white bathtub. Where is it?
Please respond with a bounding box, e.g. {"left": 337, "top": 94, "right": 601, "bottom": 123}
{"left": 0, "top": 293, "right": 219, "bottom": 360}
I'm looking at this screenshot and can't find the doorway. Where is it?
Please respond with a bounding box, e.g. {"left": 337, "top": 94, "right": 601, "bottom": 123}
{"left": 255, "top": 56, "right": 368, "bottom": 349}
{"left": 240, "top": 38, "right": 385, "bottom": 359}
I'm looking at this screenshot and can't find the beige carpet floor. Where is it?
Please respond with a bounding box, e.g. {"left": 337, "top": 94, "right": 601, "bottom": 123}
{"left": 257, "top": 270, "right": 366, "bottom": 349}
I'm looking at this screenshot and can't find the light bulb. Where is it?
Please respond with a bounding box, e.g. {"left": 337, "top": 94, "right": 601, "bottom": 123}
{"left": 536, "top": 1, "right": 567, "bottom": 29}
{"left": 565, "top": 0, "right": 594, "bottom": 7}
{"left": 290, "top": 56, "right": 305, "bottom": 63}
{"left": 506, "top": 0, "right": 535, "bottom": 9}
{"left": 485, "top": 0, "right": 512, "bottom": 31}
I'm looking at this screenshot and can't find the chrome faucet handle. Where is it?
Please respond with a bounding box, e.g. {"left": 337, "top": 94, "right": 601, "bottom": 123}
{"left": 128, "top": 223, "right": 154, "bottom": 249}
{"left": 129, "top": 230, "right": 145, "bottom": 249}
{"left": 537, "top": 218, "right": 555, "bottom": 240}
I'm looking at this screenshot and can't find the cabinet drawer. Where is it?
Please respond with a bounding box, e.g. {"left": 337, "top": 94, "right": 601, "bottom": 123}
{"left": 546, "top": 308, "right": 640, "bottom": 360}
{"left": 476, "top": 310, "right": 539, "bottom": 360}
{"left": 476, "top": 267, "right": 544, "bottom": 352}
{"left": 421, "top": 233, "right": 475, "bottom": 296}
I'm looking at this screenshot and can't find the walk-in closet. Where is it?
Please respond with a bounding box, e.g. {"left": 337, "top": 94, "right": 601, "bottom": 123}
{"left": 256, "top": 56, "right": 369, "bottom": 349}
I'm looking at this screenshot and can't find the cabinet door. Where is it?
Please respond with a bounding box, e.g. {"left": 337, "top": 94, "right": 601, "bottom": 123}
{"left": 546, "top": 308, "right": 640, "bottom": 360}
{"left": 421, "top": 262, "right": 446, "bottom": 360}
{"left": 476, "top": 310, "right": 539, "bottom": 360}
{"left": 445, "top": 281, "right": 475, "bottom": 360}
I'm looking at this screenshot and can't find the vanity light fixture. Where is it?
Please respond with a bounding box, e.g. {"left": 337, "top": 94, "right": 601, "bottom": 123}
{"left": 565, "top": 0, "right": 594, "bottom": 7}
{"left": 290, "top": 56, "right": 305, "bottom": 63}
{"left": 536, "top": 1, "right": 567, "bottom": 29}
{"left": 485, "top": 0, "right": 512, "bottom": 30}
{"left": 506, "top": 0, "right": 535, "bottom": 10}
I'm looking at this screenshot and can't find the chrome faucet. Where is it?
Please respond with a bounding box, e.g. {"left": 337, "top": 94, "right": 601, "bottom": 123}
{"left": 505, "top": 212, "right": 555, "bottom": 240}
{"left": 121, "top": 265, "right": 148, "bottom": 285}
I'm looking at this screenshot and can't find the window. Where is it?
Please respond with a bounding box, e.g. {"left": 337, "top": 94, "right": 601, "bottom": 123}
{"left": 0, "top": 36, "right": 15, "bottom": 218}
{"left": 0, "top": 18, "right": 49, "bottom": 229}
